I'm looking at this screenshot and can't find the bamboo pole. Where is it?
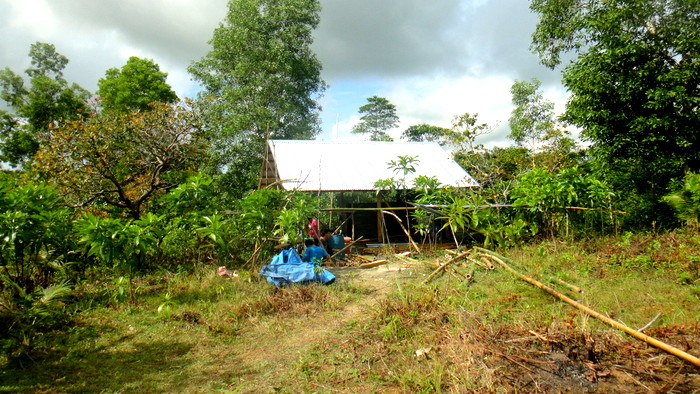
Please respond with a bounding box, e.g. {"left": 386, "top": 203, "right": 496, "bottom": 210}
{"left": 476, "top": 254, "right": 496, "bottom": 269}
{"left": 422, "top": 252, "right": 470, "bottom": 285}
{"left": 330, "top": 236, "right": 364, "bottom": 260}
{"left": 551, "top": 278, "right": 584, "bottom": 294}
{"left": 382, "top": 210, "right": 421, "bottom": 253}
{"left": 394, "top": 254, "right": 420, "bottom": 267}
{"left": 464, "top": 255, "right": 491, "bottom": 270}
{"left": 475, "top": 247, "right": 700, "bottom": 369}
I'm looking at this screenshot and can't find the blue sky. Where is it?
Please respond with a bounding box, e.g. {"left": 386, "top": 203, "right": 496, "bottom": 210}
{"left": 0, "top": 0, "right": 570, "bottom": 147}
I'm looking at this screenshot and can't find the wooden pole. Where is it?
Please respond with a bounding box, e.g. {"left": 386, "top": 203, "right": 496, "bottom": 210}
{"left": 376, "top": 192, "right": 385, "bottom": 243}
{"left": 382, "top": 210, "right": 420, "bottom": 253}
{"left": 475, "top": 247, "right": 700, "bottom": 369}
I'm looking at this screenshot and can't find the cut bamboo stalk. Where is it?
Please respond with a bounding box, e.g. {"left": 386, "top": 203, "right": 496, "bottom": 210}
{"left": 451, "top": 267, "right": 471, "bottom": 280}
{"left": 359, "top": 259, "right": 388, "bottom": 269}
{"left": 448, "top": 270, "right": 463, "bottom": 282}
{"left": 422, "top": 251, "right": 470, "bottom": 284}
{"left": 465, "top": 256, "right": 491, "bottom": 270}
{"left": 551, "top": 278, "right": 584, "bottom": 294}
{"left": 475, "top": 247, "right": 700, "bottom": 369}
{"left": 477, "top": 254, "right": 496, "bottom": 270}
{"left": 347, "top": 253, "right": 373, "bottom": 262}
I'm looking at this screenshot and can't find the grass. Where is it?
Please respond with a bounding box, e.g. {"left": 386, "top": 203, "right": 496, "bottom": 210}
{"left": 1, "top": 231, "right": 699, "bottom": 392}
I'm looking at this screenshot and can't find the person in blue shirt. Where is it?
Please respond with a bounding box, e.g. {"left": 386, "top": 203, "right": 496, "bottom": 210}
{"left": 302, "top": 238, "right": 329, "bottom": 265}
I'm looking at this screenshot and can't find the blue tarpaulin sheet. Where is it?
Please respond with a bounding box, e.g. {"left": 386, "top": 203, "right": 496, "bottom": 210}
{"left": 260, "top": 248, "right": 335, "bottom": 287}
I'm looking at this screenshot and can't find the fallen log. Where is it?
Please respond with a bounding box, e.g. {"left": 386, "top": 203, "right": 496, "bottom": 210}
{"left": 475, "top": 247, "right": 700, "bottom": 369}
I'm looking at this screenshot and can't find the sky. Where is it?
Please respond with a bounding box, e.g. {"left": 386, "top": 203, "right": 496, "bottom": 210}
{"left": 0, "top": 0, "right": 569, "bottom": 147}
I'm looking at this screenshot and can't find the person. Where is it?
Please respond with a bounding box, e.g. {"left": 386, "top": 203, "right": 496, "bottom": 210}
{"left": 302, "top": 238, "right": 329, "bottom": 265}
{"left": 308, "top": 217, "right": 320, "bottom": 240}
{"left": 319, "top": 228, "right": 334, "bottom": 257}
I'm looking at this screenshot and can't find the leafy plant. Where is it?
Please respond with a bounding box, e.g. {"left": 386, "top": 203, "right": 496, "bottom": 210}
{"left": 0, "top": 175, "right": 75, "bottom": 294}
{"left": 663, "top": 172, "right": 700, "bottom": 231}
{"left": 510, "top": 167, "right": 614, "bottom": 238}
{"left": 76, "top": 213, "right": 162, "bottom": 274}
{"left": 157, "top": 292, "right": 175, "bottom": 319}
{"left": 0, "top": 279, "right": 72, "bottom": 359}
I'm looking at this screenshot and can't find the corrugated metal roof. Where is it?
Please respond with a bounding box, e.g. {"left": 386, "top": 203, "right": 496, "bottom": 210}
{"left": 264, "top": 140, "right": 479, "bottom": 191}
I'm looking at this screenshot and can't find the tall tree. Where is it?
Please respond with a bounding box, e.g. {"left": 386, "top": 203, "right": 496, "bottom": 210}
{"left": 97, "top": 57, "right": 178, "bottom": 113}
{"left": 0, "top": 42, "right": 90, "bottom": 167}
{"left": 351, "top": 96, "right": 399, "bottom": 141}
{"left": 402, "top": 124, "right": 452, "bottom": 145}
{"left": 530, "top": 0, "right": 700, "bottom": 224}
{"left": 189, "top": 0, "right": 326, "bottom": 196}
{"left": 33, "top": 101, "right": 206, "bottom": 219}
{"left": 508, "top": 78, "right": 555, "bottom": 149}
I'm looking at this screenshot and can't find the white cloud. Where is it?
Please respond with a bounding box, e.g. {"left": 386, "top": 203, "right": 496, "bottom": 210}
{"left": 0, "top": 0, "right": 570, "bottom": 148}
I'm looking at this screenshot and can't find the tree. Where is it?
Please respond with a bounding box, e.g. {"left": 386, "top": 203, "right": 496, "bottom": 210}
{"left": 402, "top": 124, "right": 452, "bottom": 145}
{"left": 97, "top": 57, "right": 178, "bottom": 113}
{"left": 0, "top": 42, "right": 90, "bottom": 167}
{"left": 530, "top": 0, "right": 700, "bottom": 225}
{"left": 447, "top": 112, "right": 491, "bottom": 152}
{"left": 189, "top": 0, "right": 326, "bottom": 195}
{"left": 351, "top": 96, "right": 399, "bottom": 141}
{"left": 508, "top": 78, "right": 555, "bottom": 149}
{"left": 33, "top": 101, "right": 207, "bottom": 220}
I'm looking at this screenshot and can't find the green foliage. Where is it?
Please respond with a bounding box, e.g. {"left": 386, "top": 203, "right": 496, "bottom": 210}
{"left": 401, "top": 124, "right": 452, "bottom": 144}
{"left": 0, "top": 279, "right": 72, "bottom": 360}
{"left": 663, "top": 172, "right": 700, "bottom": 230}
{"left": 531, "top": 0, "right": 700, "bottom": 227}
{"left": 238, "top": 188, "right": 287, "bottom": 239}
{"left": 189, "top": 0, "right": 326, "bottom": 198}
{"left": 508, "top": 78, "right": 555, "bottom": 148}
{"left": 152, "top": 174, "right": 231, "bottom": 267}
{"left": 274, "top": 193, "right": 318, "bottom": 245}
{"left": 454, "top": 145, "right": 532, "bottom": 188}
{"left": 34, "top": 100, "right": 207, "bottom": 219}
{"left": 156, "top": 292, "right": 175, "bottom": 319}
{"left": 351, "top": 96, "right": 399, "bottom": 141}
{"left": 447, "top": 112, "right": 491, "bottom": 152}
{"left": 510, "top": 167, "right": 614, "bottom": 238}
{"left": 76, "top": 213, "right": 162, "bottom": 274}
{"left": 0, "top": 175, "right": 75, "bottom": 294}
{"left": 97, "top": 56, "right": 178, "bottom": 113}
{"left": 0, "top": 42, "right": 90, "bottom": 167}
{"left": 373, "top": 155, "right": 420, "bottom": 202}
{"left": 197, "top": 214, "right": 232, "bottom": 259}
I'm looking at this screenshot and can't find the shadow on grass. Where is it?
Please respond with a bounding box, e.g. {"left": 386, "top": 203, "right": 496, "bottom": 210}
{"left": 0, "top": 336, "right": 195, "bottom": 392}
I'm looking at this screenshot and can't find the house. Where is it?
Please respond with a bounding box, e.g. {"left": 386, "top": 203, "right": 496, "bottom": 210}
{"left": 259, "top": 140, "right": 478, "bottom": 243}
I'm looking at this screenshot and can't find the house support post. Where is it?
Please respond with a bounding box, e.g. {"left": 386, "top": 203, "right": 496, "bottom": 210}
{"left": 376, "top": 192, "right": 385, "bottom": 243}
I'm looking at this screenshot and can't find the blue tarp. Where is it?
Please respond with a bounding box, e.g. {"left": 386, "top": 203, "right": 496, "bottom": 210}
{"left": 259, "top": 248, "right": 335, "bottom": 287}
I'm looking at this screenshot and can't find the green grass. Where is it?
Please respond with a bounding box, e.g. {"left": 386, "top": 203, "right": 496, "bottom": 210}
{"left": 1, "top": 231, "right": 699, "bottom": 392}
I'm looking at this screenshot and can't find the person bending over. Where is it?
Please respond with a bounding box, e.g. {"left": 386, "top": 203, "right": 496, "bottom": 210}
{"left": 302, "top": 238, "right": 329, "bottom": 265}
